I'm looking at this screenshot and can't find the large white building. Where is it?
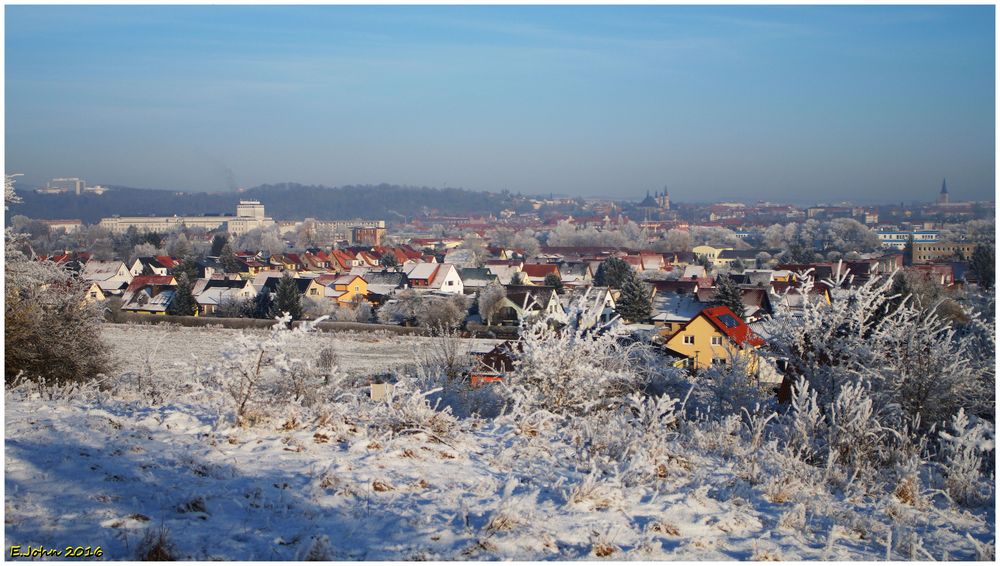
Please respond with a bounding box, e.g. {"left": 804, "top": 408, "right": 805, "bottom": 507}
{"left": 99, "top": 200, "right": 275, "bottom": 236}
{"left": 877, "top": 230, "right": 940, "bottom": 250}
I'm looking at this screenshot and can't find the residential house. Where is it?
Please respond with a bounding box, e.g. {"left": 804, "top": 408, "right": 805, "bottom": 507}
{"left": 692, "top": 245, "right": 733, "bottom": 264}
{"left": 458, "top": 268, "right": 499, "bottom": 294}
{"left": 663, "top": 305, "right": 765, "bottom": 371}
{"left": 81, "top": 260, "right": 133, "bottom": 297}
{"left": 521, "top": 263, "right": 560, "bottom": 285}
{"left": 120, "top": 275, "right": 178, "bottom": 315}
{"left": 363, "top": 270, "right": 409, "bottom": 304}
{"left": 498, "top": 286, "right": 564, "bottom": 324}
{"left": 428, "top": 263, "right": 464, "bottom": 294}
{"left": 192, "top": 275, "right": 256, "bottom": 315}
{"left": 326, "top": 274, "right": 369, "bottom": 306}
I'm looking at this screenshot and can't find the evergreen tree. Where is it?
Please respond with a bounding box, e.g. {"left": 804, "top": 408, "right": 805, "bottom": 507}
{"left": 543, "top": 272, "right": 564, "bottom": 293}
{"left": 594, "top": 257, "right": 632, "bottom": 288}
{"left": 615, "top": 271, "right": 652, "bottom": 323}
{"left": 730, "top": 258, "right": 746, "bottom": 273}
{"left": 251, "top": 291, "right": 274, "bottom": 319}
{"left": 167, "top": 273, "right": 198, "bottom": 316}
{"left": 210, "top": 234, "right": 228, "bottom": 256}
{"left": 219, "top": 243, "right": 244, "bottom": 274}
{"left": 903, "top": 234, "right": 915, "bottom": 267}
{"left": 379, "top": 250, "right": 399, "bottom": 269}
{"left": 273, "top": 273, "right": 304, "bottom": 320}
{"left": 969, "top": 244, "right": 994, "bottom": 289}
{"left": 171, "top": 256, "right": 200, "bottom": 282}
{"left": 711, "top": 273, "right": 746, "bottom": 320}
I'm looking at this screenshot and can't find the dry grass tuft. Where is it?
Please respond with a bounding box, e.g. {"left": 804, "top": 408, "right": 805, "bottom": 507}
{"left": 372, "top": 479, "right": 394, "bottom": 492}
{"left": 313, "top": 433, "right": 330, "bottom": 444}
{"left": 367, "top": 441, "right": 382, "bottom": 450}
{"left": 649, "top": 521, "right": 681, "bottom": 536}
{"left": 592, "top": 542, "right": 615, "bottom": 557}
{"left": 136, "top": 527, "right": 176, "bottom": 561}
{"left": 894, "top": 476, "right": 921, "bottom": 507}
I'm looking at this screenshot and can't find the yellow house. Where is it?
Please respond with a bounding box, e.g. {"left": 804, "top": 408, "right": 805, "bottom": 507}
{"left": 692, "top": 245, "right": 733, "bottom": 264}
{"left": 83, "top": 282, "right": 107, "bottom": 303}
{"left": 664, "top": 305, "right": 765, "bottom": 371}
{"left": 327, "top": 275, "right": 369, "bottom": 306}
{"left": 303, "top": 278, "right": 327, "bottom": 300}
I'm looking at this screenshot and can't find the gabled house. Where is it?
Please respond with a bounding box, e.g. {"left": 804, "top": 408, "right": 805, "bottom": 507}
{"left": 663, "top": 305, "right": 765, "bottom": 371}
{"left": 129, "top": 256, "right": 171, "bottom": 277}
{"left": 326, "top": 274, "right": 369, "bottom": 306}
{"left": 405, "top": 263, "right": 439, "bottom": 288}
{"left": 192, "top": 275, "right": 256, "bottom": 316}
{"left": 558, "top": 262, "right": 594, "bottom": 286}
{"left": 428, "top": 263, "right": 464, "bottom": 294}
{"left": 499, "top": 286, "right": 564, "bottom": 324}
{"left": 521, "top": 263, "right": 560, "bottom": 284}
{"left": 120, "top": 275, "right": 178, "bottom": 315}
{"left": 363, "top": 270, "right": 409, "bottom": 303}
{"left": 83, "top": 282, "right": 107, "bottom": 303}
{"left": 458, "top": 268, "right": 499, "bottom": 294}
{"left": 485, "top": 264, "right": 524, "bottom": 285}
{"left": 81, "top": 260, "right": 133, "bottom": 296}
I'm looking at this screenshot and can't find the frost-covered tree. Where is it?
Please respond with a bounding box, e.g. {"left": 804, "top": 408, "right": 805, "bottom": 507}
{"left": 219, "top": 243, "right": 244, "bottom": 273}
{"left": 477, "top": 281, "right": 506, "bottom": 326}
{"left": 5, "top": 174, "right": 112, "bottom": 384}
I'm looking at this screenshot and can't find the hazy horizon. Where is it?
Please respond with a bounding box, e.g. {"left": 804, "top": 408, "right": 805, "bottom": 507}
{"left": 5, "top": 5, "right": 996, "bottom": 203}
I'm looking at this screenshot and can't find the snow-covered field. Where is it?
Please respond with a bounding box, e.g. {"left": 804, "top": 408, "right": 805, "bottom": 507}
{"left": 5, "top": 320, "right": 995, "bottom": 560}
{"left": 99, "top": 323, "right": 500, "bottom": 381}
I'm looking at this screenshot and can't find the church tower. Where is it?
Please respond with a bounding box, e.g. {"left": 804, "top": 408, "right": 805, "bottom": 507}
{"left": 937, "top": 178, "right": 949, "bottom": 205}
{"left": 656, "top": 185, "right": 671, "bottom": 210}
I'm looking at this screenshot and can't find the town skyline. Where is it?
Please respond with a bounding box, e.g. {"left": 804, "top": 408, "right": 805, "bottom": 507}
{"left": 5, "top": 5, "right": 996, "bottom": 202}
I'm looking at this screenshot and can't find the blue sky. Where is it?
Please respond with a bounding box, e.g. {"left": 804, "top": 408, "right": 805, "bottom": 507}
{"left": 5, "top": 5, "right": 995, "bottom": 203}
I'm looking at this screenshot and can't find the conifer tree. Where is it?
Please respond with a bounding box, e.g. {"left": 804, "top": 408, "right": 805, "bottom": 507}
{"left": 273, "top": 273, "right": 304, "bottom": 320}
{"left": 615, "top": 271, "right": 652, "bottom": 323}
{"left": 210, "top": 234, "right": 228, "bottom": 256}
{"left": 594, "top": 257, "right": 631, "bottom": 288}
{"left": 543, "top": 272, "right": 564, "bottom": 293}
{"left": 167, "top": 273, "right": 198, "bottom": 316}
{"left": 969, "top": 243, "right": 994, "bottom": 289}
{"left": 219, "top": 243, "right": 244, "bottom": 274}
{"left": 711, "top": 273, "right": 746, "bottom": 320}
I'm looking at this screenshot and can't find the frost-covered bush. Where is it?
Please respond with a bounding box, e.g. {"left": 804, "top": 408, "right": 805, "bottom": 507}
{"left": 502, "top": 289, "right": 647, "bottom": 417}
{"left": 938, "top": 409, "right": 995, "bottom": 507}
{"left": 768, "top": 263, "right": 991, "bottom": 433}
{"left": 197, "top": 315, "right": 345, "bottom": 426}
{"left": 5, "top": 230, "right": 113, "bottom": 385}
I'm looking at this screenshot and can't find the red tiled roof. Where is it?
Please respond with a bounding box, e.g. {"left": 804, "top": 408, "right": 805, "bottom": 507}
{"left": 125, "top": 275, "right": 176, "bottom": 293}
{"left": 521, "top": 264, "right": 559, "bottom": 278}
{"left": 154, "top": 255, "right": 178, "bottom": 268}
{"left": 699, "top": 305, "right": 764, "bottom": 347}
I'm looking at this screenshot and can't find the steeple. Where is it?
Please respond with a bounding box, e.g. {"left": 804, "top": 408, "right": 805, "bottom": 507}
{"left": 938, "top": 178, "right": 949, "bottom": 205}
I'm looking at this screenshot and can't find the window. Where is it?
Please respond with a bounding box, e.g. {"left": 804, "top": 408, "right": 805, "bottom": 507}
{"left": 354, "top": 286, "right": 360, "bottom": 292}
{"left": 683, "top": 335, "right": 695, "bottom": 345}
{"left": 712, "top": 358, "right": 725, "bottom": 366}
{"left": 711, "top": 336, "right": 723, "bottom": 345}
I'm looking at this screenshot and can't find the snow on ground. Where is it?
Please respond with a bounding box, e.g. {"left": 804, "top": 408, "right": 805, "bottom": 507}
{"left": 101, "top": 323, "right": 500, "bottom": 381}
{"left": 5, "top": 324, "right": 995, "bottom": 560}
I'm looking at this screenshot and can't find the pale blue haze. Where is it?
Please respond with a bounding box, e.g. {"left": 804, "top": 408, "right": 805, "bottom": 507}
{"left": 5, "top": 5, "right": 995, "bottom": 202}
